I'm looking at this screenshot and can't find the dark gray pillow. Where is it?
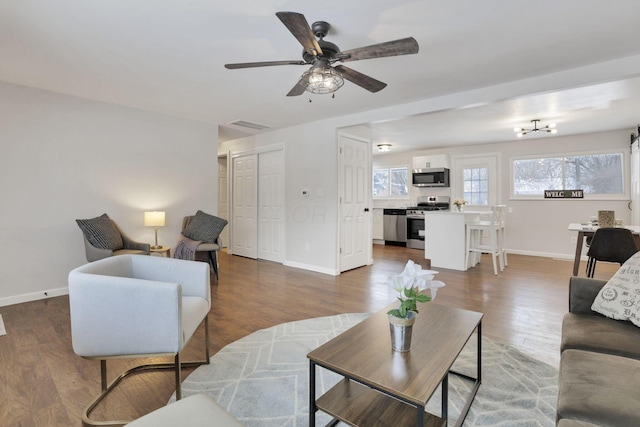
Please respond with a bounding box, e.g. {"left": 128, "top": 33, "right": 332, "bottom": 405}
{"left": 76, "top": 213, "right": 124, "bottom": 250}
{"left": 182, "top": 210, "right": 227, "bottom": 243}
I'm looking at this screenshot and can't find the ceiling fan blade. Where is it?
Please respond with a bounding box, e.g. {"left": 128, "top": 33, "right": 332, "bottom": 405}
{"left": 334, "top": 65, "right": 387, "bottom": 93}
{"left": 276, "top": 11, "right": 323, "bottom": 57}
{"left": 339, "top": 37, "right": 419, "bottom": 62}
{"left": 286, "top": 78, "right": 308, "bottom": 97}
{"left": 225, "top": 60, "right": 306, "bottom": 69}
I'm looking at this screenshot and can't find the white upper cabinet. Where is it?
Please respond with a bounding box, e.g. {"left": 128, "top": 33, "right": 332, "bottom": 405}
{"left": 412, "top": 154, "right": 449, "bottom": 170}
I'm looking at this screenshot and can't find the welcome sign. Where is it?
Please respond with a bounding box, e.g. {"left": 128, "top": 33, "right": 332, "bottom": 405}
{"left": 544, "top": 189, "right": 584, "bottom": 199}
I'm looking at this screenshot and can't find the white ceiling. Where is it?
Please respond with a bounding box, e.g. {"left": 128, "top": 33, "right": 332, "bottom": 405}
{"left": 1, "top": 0, "right": 640, "bottom": 148}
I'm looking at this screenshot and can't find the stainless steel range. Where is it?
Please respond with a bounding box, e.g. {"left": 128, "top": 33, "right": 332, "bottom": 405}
{"left": 406, "top": 196, "right": 450, "bottom": 249}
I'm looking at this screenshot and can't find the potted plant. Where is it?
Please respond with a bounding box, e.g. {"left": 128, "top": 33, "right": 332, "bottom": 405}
{"left": 386, "top": 260, "right": 445, "bottom": 351}
{"left": 453, "top": 198, "right": 468, "bottom": 212}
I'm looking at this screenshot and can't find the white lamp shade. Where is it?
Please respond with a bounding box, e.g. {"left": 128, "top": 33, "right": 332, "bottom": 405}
{"left": 144, "top": 211, "right": 165, "bottom": 227}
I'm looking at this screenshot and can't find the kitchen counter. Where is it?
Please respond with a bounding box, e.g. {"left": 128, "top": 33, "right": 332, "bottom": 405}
{"left": 424, "top": 210, "right": 483, "bottom": 271}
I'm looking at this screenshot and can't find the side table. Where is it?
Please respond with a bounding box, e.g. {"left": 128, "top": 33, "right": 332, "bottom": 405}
{"left": 150, "top": 246, "right": 171, "bottom": 258}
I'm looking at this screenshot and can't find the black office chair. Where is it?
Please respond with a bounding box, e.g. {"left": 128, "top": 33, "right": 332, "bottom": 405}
{"left": 586, "top": 227, "right": 638, "bottom": 277}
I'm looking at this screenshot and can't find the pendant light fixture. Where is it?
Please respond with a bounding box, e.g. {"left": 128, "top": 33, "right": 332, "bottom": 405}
{"left": 514, "top": 119, "right": 557, "bottom": 137}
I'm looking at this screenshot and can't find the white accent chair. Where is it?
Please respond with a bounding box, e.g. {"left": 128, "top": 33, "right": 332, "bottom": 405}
{"left": 465, "top": 205, "right": 508, "bottom": 275}
{"left": 68, "top": 254, "right": 211, "bottom": 427}
{"left": 126, "top": 394, "right": 244, "bottom": 427}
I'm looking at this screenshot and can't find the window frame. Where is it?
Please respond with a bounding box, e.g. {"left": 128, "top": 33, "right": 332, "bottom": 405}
{"left": 462, "top": 166, "right": 489, "bottom": 206}
{"left": 372, "top": 165, "right": 410, "bottom": 199}
{"left": 451, "top": 154, "right": 500, "bottom": 207}
{"left": 510, "top": 149, "right": 628, "bottom": 201}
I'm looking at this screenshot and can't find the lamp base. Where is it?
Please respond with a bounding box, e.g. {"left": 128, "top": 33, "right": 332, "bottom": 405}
{"left": 151, "top": 245, "right": 162, "bottom": 249}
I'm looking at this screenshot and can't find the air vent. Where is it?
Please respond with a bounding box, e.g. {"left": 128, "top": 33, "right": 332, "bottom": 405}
{"left": 229, "top": 120, "right": 271, "bottom": 130}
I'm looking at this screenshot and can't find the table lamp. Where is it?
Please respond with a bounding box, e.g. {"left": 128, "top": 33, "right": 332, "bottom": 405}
{"left": 144, "top": 211, "right": 165, "bottom": 249}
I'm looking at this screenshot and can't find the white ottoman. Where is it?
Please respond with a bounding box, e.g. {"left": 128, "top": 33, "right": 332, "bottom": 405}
{"left": 127, "top": 394, "right": 243, "bottom": 427}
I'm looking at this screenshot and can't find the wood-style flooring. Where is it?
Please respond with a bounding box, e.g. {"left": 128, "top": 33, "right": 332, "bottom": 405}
{"left": 0, "top": 245, "right": 618, "bottom": 426}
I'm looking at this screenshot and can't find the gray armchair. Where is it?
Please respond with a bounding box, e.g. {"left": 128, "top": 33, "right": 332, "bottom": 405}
{"left": 76, "top": 213, "right": 150, "bottom": 262}
{"left": 181, "top": 215, "right": 222, "bottom": 278}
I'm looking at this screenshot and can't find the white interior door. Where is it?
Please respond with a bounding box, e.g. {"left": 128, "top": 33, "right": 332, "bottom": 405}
{"left": 217, "top": 156, "right": 229, "bottom": 248}
{"left": 258, "top": 149, "right": 285, "bottom": 262}
{"left": 339, "top": 134, "right": 371, "bottom": 272}
{"left": 232, "top": 154, "right": 258, "bottom": 258}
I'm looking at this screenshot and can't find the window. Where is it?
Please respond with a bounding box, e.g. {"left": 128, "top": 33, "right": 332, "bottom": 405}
{"left": 373, "top": 166, "right": 408, "bottom": 198}
{"left": 513, "top": 152, "right": 624, "bottom": 196}
{"left": 463, "top": 167, "right": 488, "bottom": 205}
{"left": 453, "top": 155, "right": 497, "bottom": 206}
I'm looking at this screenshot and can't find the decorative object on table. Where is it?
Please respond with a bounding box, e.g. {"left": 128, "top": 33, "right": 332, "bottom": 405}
{"left": 144, "top": 211, "right": 166, "bottom": 249}
{"left": 386, "top": 260, "right": 445, "bottom": 351}
{"left": 597, "top": 210, "right": 615, "bottom": 228}
{"left": 453, "top": 198, "right": 468, "bottom": 212}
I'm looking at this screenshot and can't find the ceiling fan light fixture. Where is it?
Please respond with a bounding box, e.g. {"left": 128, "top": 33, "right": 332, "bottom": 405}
{"left": 377, "top": 143, "right": 392, "bottom": 152}
{"left": 303, "top": 66, "right": 344, "bottom": 94}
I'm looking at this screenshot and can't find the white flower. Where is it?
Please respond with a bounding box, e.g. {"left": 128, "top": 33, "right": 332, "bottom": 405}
{"left": 387, "top": 260, "right": 445, "bottom": 300}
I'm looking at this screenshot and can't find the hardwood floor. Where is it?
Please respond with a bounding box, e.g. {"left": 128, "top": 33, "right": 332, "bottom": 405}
{"left": 0, "top": 246, "right": 619, "bottom": 426}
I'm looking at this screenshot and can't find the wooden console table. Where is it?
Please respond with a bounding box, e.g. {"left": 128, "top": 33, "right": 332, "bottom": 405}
{"left": 308, "top": 303, "right": 483, "bottom": 426}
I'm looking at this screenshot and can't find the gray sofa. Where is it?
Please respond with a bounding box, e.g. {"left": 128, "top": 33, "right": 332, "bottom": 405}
{"left": 557, "top": 276, "right": 640, "bottom": 426}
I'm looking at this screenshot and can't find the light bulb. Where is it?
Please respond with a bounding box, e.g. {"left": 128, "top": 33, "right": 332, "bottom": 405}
{"left": 550, "top": 129, "right": 558, "bottom": 134}
{"left": 549, "top": 123, "right": 557, "bottom": 129}
{"left": 517, "top": 132, "right": 523, "bottom": 137}
{"left": 513, "top": 127, "right": 522, "bottom": 132}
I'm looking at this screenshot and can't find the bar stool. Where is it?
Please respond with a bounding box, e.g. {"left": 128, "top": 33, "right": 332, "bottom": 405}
{"left": 465, "top": 205, "right": 507, "bottom": 275}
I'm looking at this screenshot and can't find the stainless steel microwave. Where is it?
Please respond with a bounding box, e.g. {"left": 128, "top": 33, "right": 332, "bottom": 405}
{"left": 412, "top": 168, "right": 450, "bottom": 187}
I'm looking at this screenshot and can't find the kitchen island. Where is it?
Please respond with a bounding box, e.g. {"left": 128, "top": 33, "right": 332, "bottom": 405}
{"left": 424, "top": 210, "right": 483, "bottom": 271}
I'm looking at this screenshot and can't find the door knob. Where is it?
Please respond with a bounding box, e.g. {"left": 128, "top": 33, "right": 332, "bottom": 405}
{"left": 364, "top": 208, "right": 370, "bottom": 212}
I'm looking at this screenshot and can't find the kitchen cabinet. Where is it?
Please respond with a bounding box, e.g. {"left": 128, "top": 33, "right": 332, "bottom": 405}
{"left": 424, "top": 211, "right": 481, "bottom": 270}
{"left": 412, "top": 154, "right": 449, "bottom": 170}
{"left": 372, "top": 208, "right": 384, "bottom": 241}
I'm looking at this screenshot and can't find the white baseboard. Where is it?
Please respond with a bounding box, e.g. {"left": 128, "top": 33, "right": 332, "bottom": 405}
{"left": 282, "top": 260, "right": 340, "bottom": 276}
{"left": 505, "top": 249, "right": 585, "bottom": 261}
{"left": 0, "top": 286, "right": 68, "bottom": 308}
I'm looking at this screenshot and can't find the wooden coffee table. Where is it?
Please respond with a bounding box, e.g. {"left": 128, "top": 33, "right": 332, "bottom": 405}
{"left": 307, "top": 303, "right": 483, "bottom": 427}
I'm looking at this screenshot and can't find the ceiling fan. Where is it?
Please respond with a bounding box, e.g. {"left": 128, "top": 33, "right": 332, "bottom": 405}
{"left": 224, "top": 11, "right": 419, "bottom": 96}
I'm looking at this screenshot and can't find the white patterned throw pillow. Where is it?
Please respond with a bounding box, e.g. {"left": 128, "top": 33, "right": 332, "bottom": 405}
{"left": 591, "top": 251, "right": 640, "bottom": 327}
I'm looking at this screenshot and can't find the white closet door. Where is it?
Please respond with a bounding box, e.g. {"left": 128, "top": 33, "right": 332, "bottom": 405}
{"left": 232, "top": 154, "right": 258, "bottom": 258}
{"left": 258, "top": 149, "right": 285, "bottom": 262}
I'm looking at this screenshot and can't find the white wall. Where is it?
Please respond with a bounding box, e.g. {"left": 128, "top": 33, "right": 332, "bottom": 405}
{"left": 220, "top": 121, "right": 340, "bottom": 275}
{"left": 0, "top": 82, "right": 218, "bottom": 306}
{"left": 373, "top": 129, "right": 632, "bottom": 259}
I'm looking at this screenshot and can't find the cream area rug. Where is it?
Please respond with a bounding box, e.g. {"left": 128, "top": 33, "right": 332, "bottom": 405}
{"left": 170, "top": 313, "right": 558, "bottom": 426}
